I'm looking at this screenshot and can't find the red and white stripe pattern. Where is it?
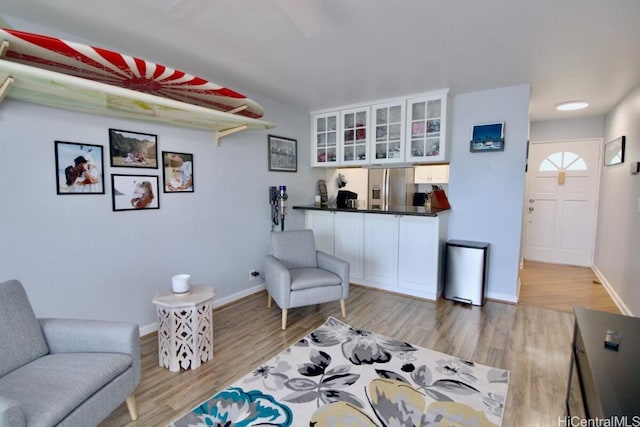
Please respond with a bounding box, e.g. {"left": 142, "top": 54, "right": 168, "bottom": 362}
{"left": 0, "top": 28, "right": 264, "bottom": 118}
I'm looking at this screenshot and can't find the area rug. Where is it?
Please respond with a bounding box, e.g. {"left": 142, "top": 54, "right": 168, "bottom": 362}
{"left": 169, "top": 317, "right": 509, "bottom": 427}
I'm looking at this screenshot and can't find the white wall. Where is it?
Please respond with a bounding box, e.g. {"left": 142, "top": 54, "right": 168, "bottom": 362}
{"left": 0, "top": 94, "right": 320, "bottom": 332}
{"left": 594, "top": 84, "right": 640, "bottom": 315}
{"left": 447, "top": 85, "right": 531, "bottom": 302}
{"left": 530, "top": 116, "right": 604, "bottom": 141}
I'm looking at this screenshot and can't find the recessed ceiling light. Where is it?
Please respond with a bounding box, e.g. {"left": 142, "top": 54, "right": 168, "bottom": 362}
{"left": 556, "top": 101, "right": 589, "bottom": 111}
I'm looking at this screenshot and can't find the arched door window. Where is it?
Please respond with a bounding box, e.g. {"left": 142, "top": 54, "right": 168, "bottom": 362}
{"left": 539, "top": 151, "right": 587, "bottom": 171}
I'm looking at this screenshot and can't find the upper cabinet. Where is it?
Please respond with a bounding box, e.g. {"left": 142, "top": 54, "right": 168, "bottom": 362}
{"left": 312, "top": 111, "right": 340, "bottom": 167}
{"left": 370, "top": 100, "right": 406, "bottom": 164}
{"left": 405, "top": 93, "right": 449, "bottom": 163}
{"left": 414, "top": 164, "right": 450, "bottom": 184}
{"left": 340, "top": 106, "right": 370, "bottom": 166}
{"left": 311, "top": 89, "right": 449, "bottom": 167}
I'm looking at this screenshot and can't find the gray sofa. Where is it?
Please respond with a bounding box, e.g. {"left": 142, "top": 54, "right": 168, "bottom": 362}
{"left": 0, "top": 279, "right": 141, "bottom": 427}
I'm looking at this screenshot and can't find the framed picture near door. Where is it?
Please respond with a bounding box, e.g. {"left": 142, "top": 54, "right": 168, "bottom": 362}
{"left": 604, "top": 136, "right": 625, "bottom": 166}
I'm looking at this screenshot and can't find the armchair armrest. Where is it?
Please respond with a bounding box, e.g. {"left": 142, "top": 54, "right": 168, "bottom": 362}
{"left": 264, "top": 255, "right": 292, "bottom": 307}
{"left": 0, "top": 396, "right": 25, "bottom": 427}
{"left": 317, "top": 251, "right": 350, "bottom": 298}
{"left": 38, "top": 318, "right": 141, "bottom": 385}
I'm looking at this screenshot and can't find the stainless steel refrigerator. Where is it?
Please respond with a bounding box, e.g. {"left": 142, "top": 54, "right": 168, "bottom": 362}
{"left": 368, "top": 167, "right": 415, "bottom": 209}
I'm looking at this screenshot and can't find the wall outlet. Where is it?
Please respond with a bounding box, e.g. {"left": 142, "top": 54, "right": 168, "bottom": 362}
{"left": 249, "top": 270, "right": 259, "bottom": 280}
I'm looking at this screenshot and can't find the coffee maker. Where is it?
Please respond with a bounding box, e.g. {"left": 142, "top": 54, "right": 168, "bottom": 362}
{"left": 336, "top": 190, "right": 358, "bottom": 208}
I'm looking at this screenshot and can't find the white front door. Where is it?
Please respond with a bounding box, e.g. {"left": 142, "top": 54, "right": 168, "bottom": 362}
{"left": 524, "top": 139, "right": 601, "bottom": 266}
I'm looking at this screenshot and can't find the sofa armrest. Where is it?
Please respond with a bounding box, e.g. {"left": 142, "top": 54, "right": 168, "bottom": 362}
{"left": 38, "top": 318, "right": 141, "bottom": 385}
{"left": 0, "top": 396, "right": 26, "bottom": 427}
{"left": 317, "top": 251, "right": 350, "bottom": 298}
{"left": 264, "top": 255, "right": 292, "bottom": 308}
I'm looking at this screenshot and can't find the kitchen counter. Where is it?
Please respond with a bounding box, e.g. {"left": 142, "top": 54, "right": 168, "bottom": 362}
{"left": 292, "top": 204, "right": 449, "bottom": 217}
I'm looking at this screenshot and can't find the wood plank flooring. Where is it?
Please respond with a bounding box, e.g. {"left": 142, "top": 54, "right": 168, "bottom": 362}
{"left": 102, "top": 284, "right": 577, "bottom": 427}
{"left": 519, "top": 260, "right": 620, "bottom": 314}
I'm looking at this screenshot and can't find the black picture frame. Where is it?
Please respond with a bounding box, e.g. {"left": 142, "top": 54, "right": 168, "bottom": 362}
{"left": 111, "top": 174, "right": 160, "bottom": 211}
{"left": 604, "top": 136, "right": 625, "bottom": 166}
{"left": 162, "top": 151, "right": 194, "bottom": 193}
{"left": 268, "top": 135, "right": 297, "bottom": 172}
{"left": 470, "top": 122, "right": 505, "bottom": 152}
{"left": 54, "top": 140, "right": 105, "bottom": 195}
{"left": 108, "top": 128, "right": 158, "bottom": 169}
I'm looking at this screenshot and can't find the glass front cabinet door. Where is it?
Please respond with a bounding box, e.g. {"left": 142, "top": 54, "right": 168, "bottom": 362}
{"left": 405, "top": 92, "right": 449, "bottom": 163}
{"left": 312, "top": 112, "right": 340, "bottom": 167}
{"left": 370, "top": 100, "right": 406, "bottom": 164}
{"left": 340, "top": 106, "right": 370, "bottom": 166}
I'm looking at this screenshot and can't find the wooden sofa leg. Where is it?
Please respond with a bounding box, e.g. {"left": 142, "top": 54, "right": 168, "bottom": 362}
{"left": 126, "top": 394, "right": 138, "bottom": 420}
{"left": 281, "top": 309, "right": 288, "bottom": 330}
{"left": 340, "top": 299, "right": 346, "bottom": 318}
{"left": 267, "top": 293, "right": 272, "bottom": 308}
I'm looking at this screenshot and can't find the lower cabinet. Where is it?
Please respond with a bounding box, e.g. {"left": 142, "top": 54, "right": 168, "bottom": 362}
{"left": 305, "top": 210, "right": 446, "bottom": 300}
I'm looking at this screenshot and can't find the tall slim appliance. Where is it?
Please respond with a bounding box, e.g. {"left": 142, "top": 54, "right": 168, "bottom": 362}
{"left": 368, "top": 167, "right": 415, "bottom": 209}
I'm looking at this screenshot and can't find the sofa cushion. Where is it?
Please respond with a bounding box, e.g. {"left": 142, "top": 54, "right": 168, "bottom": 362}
{"left": 290, "top": 268, "right": 342, "bottom": 291}
{"left": 0, "top": 352, "right": 132, "bottom": 427}
{"left": 0, "top": 280, "right": 49, "bottom": 377}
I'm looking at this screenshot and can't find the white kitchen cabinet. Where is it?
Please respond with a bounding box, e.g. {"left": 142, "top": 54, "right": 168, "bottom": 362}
{"left": 311, "top": 111, "right": 340, "bottom": 167}
{"left": 397, "top": 216, "right": 440, "bottom": 299}
{"left": 304, "top": 210, "right": 334, "bottom": 254}
{"left": 334, "top": 212, "right": 364, "bottom": 280}
{"left": 406, "top": 91, "right": 449, "bottom": 163}
{"left": 370, "top": 100, "right": 405, "bottom": 164}
{"left": 340, "top": 106, "right": 370, "bottom": 166}
{"left": 363, "top": 214, "right": 398, "bottom": 288}
{"left": 414, "top": 164, "right": 450, "bottom": 184}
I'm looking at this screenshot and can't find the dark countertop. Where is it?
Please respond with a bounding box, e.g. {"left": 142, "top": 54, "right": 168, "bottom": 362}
{"left": 292, "top": 204, "right": 450, "bottom": 217}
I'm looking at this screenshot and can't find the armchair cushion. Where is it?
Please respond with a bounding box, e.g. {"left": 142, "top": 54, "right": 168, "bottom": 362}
{"left": 0, "top": 396, "right": 25, "bottom": 427}
{"left": 290, "top": 268, "right": 342, "bottom": 291}
{"left": 0, "top": 280, "right": 48, "bottom": 378}
{"left": 270, "top": 230, "right": 318, "bottom": 269}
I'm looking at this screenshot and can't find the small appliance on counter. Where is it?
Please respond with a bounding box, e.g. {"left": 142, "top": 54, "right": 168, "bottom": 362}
{"left": 336, "top": 190, "right": 358, "bottom": 208}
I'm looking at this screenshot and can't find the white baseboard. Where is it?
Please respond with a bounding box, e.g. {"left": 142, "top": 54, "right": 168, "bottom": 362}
{"left": 486, "top": 290, "right": 518, "bottom": 304}
{"left": 591, "top": 265, "right": 632, "bottom": 316}
{"left": 140, "top": 283, "right": 266, "bottom": 337}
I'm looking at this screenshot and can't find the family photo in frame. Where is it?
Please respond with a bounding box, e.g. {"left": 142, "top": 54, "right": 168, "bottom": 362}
{"left": 111, "top": 174, "right": 159, "bottom": 211}
{"left": 162, "top": 151, "right": 194, "bottom": 192}
{"left": 54, "top": 141, "right": 105, "bottom": 194}
{"left": 108, "top": 128, "right": 158, "bottom": 168}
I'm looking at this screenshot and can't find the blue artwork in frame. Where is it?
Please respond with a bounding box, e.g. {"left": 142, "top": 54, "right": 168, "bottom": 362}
{"left": 470, "top": 122, "right": 505, "bottom": 152}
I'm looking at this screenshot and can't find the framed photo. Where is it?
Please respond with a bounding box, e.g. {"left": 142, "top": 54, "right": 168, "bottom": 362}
{"left": 162, "top": 151, "right": 194, "bottom": 193}
{"left": 268, "top": 135, "right": 297, "bottom": 172}
{"left": 604, "top": 136, "right": 625, "bottom": 166}
{"left": 470, "top": 122, "right": 505, "bottom": 152}
{"left": 111, "top": 174, "right": 159, "bottom": 211}
{"left": 108, "top": 128, "right": 158, "bottom": 169}
{"left": 54, "top": 141, "right": 105, "bottom": 195}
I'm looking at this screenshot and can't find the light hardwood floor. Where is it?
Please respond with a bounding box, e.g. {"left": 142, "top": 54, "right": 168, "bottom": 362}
{"left": 102, "top": 282, "right": 581, "bottom": 427}
{"left": 519, "top": 260, "right": 620, "bottom": 314}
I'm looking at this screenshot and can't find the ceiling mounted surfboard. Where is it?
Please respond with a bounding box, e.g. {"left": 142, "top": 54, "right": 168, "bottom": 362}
{"left": 0, "top": 27, "right": 265, "bottom": 118}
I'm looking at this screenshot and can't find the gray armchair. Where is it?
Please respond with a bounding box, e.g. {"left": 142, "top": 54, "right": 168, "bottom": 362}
{"left": 0, "top": 279, "right": 141, "bottom": 427}
{"left": 264, "top": 229, "right": 350, "bottom": 330}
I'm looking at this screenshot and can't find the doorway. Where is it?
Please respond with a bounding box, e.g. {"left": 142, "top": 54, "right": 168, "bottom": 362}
{"left": 523, "top": 139, "right": 601, "bottom": 267}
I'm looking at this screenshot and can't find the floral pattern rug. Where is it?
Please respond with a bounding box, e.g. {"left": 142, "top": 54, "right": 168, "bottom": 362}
{"left": 169, "top": 317, "right": 509, "bottom": 427}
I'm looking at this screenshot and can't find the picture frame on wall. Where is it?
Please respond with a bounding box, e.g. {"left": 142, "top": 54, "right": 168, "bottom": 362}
{"left": 162, "top": 151, "right": 194, "bottom": 193}
{"left": 268, "top": 135, "right": 297, "bottom": 172}
{"left": 54, "top": 140, "right": 105, "bottom": 195}
{"left": 603, "top": 136, "right": 625, "bottom": 166}
{"left": 111, "top": 174, "right": 159, "bottom": 211}
{"left": 108, "top": 128, "right": 158, "bottom": 169}
{"left": 470, "top": 122, "right": 505, "bottom": 152}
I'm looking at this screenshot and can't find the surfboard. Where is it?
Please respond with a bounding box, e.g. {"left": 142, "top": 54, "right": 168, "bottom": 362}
{"left": 0, "top": 28, "right": 265, "bottom": 118}
{"left": 0, "top": 59, "right": 275, "bottom": 145}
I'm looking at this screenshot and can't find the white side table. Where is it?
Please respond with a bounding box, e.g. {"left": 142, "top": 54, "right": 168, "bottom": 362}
{"left": 152, "top": 285, "right": 215, "bottom": 372}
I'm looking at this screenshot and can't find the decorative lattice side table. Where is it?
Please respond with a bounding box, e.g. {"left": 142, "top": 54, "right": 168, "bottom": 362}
{"left": 152, "top": 285, "right": 215, "bottom": 372}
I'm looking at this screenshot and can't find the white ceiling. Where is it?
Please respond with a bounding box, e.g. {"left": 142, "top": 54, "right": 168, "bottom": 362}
{"left": 1, "top": 0, "right": 640, "bottom": 121}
